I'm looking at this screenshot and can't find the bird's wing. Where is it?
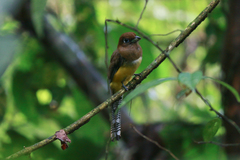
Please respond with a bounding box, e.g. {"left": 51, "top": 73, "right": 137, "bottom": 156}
{"left": 108, "top": 50, "right": 124, "bottom": 83}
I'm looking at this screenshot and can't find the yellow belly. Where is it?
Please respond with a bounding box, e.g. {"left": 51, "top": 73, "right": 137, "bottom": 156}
{"left": 110, "top": 57, "right": 142, "bottom": 94}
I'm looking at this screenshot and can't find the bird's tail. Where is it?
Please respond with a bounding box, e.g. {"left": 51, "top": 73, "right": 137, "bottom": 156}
{"left": 110, "top": 96, "right": 123, "bottom": 141}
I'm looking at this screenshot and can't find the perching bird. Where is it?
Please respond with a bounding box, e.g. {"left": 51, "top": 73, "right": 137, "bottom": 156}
{"left": 108, "top": 32, "right": 142, "bottom": 141}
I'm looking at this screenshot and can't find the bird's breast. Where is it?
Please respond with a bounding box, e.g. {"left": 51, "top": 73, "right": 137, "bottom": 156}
{"left": 110, "top": 57, "right": 142, "bottom": 93}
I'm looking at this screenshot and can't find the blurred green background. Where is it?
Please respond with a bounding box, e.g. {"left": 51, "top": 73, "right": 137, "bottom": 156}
{"left": 0, "top": 0, "right": 229, "bottom": 159}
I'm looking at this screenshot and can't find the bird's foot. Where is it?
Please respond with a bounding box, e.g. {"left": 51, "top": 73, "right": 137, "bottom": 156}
{"left": 134, "top": 73, "right": 141, "bottom": 80}
{"left": 122, "top": 82, "right": 128, "bottom": 91}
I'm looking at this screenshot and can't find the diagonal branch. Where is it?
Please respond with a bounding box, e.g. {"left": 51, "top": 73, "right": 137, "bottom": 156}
{"left": 131, "top": 124, "right": 179, "bottom": 160}
{"left": 194, "top": 140, "right": 240, "bottom": 147}
{"left": 150, "top": 29, "right": 183, "bottom": 36}
{"left": 195, "top": 90, "right": 240, "bottom": 134}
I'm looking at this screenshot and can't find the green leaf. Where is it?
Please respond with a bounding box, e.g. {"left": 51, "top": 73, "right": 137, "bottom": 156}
{"left": 203, "top": 76, "right": 240, "bottom": 102}
{"left": 178, "top": 72, "right": 191, "bottom": 88}
{"left": 203, "top": 118, "right": 222, "bottom": 142}
{"left": 178, "top": 71, "right": 203, "bottom": 90}
{"left": 119, "top": 77, "right": 177, "bottom": 108}
{"left": 192, "top": 71, "right": 203, "bottom": 87}
{"left": 31, "top": 0, "right": 47, "bottom": 37}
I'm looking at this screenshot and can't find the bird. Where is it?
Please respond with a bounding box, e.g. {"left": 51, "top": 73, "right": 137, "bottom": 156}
{"left": 108, "top": 32, "right": 142, "bottom": 141}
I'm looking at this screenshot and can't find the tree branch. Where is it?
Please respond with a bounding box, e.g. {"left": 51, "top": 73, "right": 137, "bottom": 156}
{"left": 135, "top": 0, "right": 149, "bottom": 28}
{"left": 150, "top": 29, "right": 183, "bottom": 36}
{"left": 195, "top": 90, "right": 240, "bottom": 134}
{"left": 194, "top": 140, "right": 240, "bottom": 147}
{"left": 131, "top": 124, "right": 179, "bottom": 160}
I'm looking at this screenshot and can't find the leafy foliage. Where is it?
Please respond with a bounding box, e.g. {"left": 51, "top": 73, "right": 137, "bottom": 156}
{"left": 31, "top": 0, "right": 47, "bottom": 37}
{"left": 0, "top": 0, "right": 231, "bottom": 159}
{"left": 178, "top": 71, "right": 203, "bottom": 90}
{"left": 203, "top": 118, "right": 222, "bottom": 142}
{"left": 120, "top": 77, "right": 177, "bottom": 108}
{"left": 204, "top": 76, "right": 240, "bottom": 102}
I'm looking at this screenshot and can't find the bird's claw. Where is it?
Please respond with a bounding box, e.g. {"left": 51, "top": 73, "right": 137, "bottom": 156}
{"left": 122, "top": 83, "right": 128, "bottom": 91}
{"left": 134, "top": 73, "right": 141, "bottom": 80}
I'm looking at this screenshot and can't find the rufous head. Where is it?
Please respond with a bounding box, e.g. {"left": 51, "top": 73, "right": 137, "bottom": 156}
{"left": 117, "top": 32, "right": 142, "bottom": 61}
{"left": 117, "top": 32, "right": 141, "bottom": 48}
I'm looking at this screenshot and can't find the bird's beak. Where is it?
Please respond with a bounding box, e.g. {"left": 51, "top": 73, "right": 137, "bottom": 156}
{"left": 131, "top": 36, "right": 141, "bottom": 43}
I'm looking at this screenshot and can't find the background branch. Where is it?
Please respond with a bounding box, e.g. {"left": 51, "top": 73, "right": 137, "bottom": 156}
{"left": 150, "top": 29, "right": 183, "bottom": 36}
{"left": 194, "top": 140, "right": 240, "bottom": 147}
{"left": 135, "top": 0, "right": 149, "bottom": 28}
{"left": 131, "top": 124, "right": 179, "bottom": 160}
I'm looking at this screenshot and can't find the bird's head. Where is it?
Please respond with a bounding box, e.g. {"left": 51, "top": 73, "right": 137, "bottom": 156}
{"left": 117, "top": 32, "right": 141, "bottom": 47}
{"left": 117, "top": 32, "right": 142, "bottom": 61}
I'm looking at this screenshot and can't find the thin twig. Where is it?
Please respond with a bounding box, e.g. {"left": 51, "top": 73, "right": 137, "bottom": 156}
{"left": 195, "top": 89, "right": 240, "bottom": 134}
{"left": 136, "top": 0, "right": 149, "bottom": 28}
{"left": 194, "top": 140, "right": 240, "bottom": 147}
{"left": 131, "top": 124, "right": 179, "bottom": 160}
{"left": 150, "top": 29, "right": 183, "bottom": 36}
{"left": 104, "top": 20, "right": 110, "bottom": 93}
{"left": 105, "top": 19, "right": 164, "bottom": 52}
{"left": 105, "top": 138, "right": 111, "bottom": 160}
{"left": 104, "top": 20, "right": 109, "bottom": 71}
{"left": 167, "top": 55, "right": 182, "bottom": 73}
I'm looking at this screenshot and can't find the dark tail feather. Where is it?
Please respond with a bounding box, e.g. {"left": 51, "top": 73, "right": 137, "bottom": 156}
{"left": 110, "top": 96, "right": 122, "bottom": 141}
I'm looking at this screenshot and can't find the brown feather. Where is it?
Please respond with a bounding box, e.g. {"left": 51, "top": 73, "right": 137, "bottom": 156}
{"left": 108, "top": 50, "right": 123, "bottom": 82}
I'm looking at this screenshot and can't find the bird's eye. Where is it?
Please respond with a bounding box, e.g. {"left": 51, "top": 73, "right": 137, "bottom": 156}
{"left": 123, "top": 38, "right": 130, "bottom": 43}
